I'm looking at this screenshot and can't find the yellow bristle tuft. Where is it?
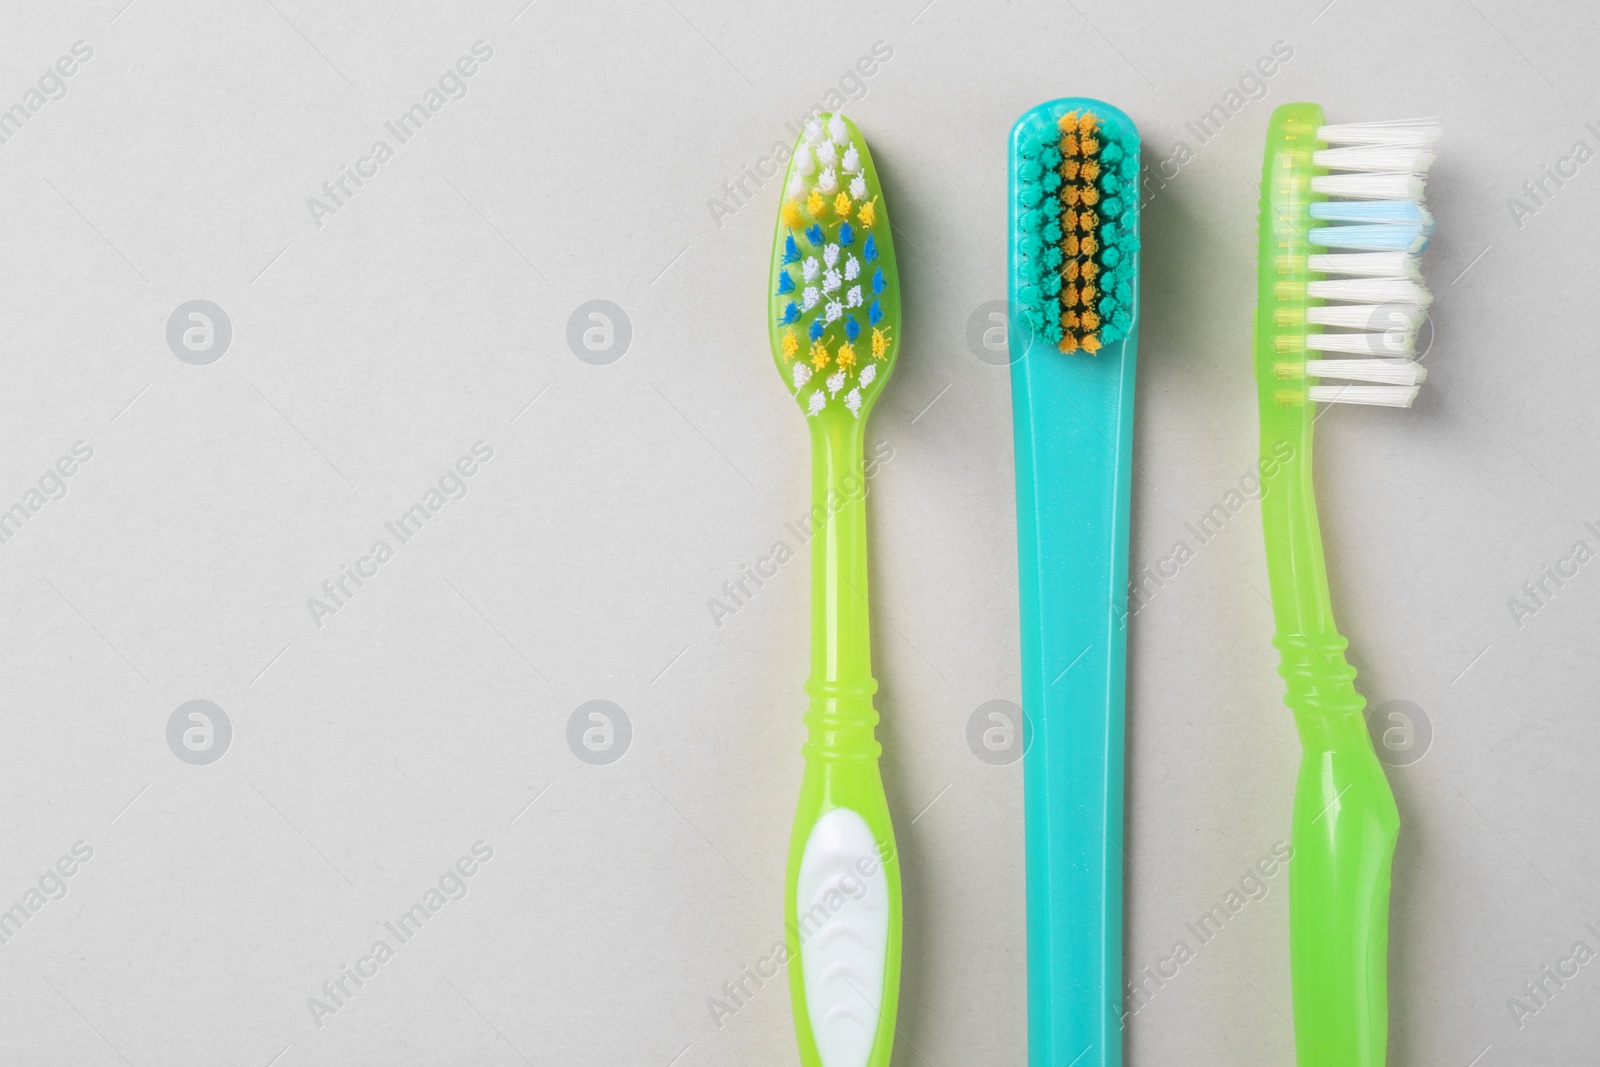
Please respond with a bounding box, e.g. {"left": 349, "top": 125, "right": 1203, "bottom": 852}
{"left": 858, "top": 199, "right": 876, "bottom": 227}
{"left": 782, "top": 330, "right": 799, "bottom": 360}
{"left": 871, "top": 327, "right": 889, "bottom": 359}
{"left": 807, "top": 189, "right": 825, "bottom": 217}
{"left": 834, "top": 192, "right": 852, "bottom": 217}
{"left": 782, "top": 200, "right": 802, "bottom": 228}
{"left": 811, "top": 341, "right": 830, "bottom": 368}
{"left": 837, "top": 342, "right": 856, "bottom": 368}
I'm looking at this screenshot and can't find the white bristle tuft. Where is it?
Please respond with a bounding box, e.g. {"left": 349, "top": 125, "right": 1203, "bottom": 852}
{"left": 1312, "top": 172, "right": 1426, "bottom": 200}
{"left": 794, "top": 144, "right": 815, "bottom": 176}
{"left": 805, "top": 118, "right": 823, "bottom": 143}
{"left": 1307, "top": 277, "right": 1431, "bottom": 305}
{"left": 1306, "top": 303, "right": 1424, "bottom": 331}
{"left": 807, "top": 390, "right": 826, "bottom": 415}
{"left": 1312, "top": 145, "right": 1436, "bottom": 173}
{"left": 1308, "top": 252, "right": 1418, "bottom": 278}
{"left": 1307, "top": 359, "right": 1427, "bottom": 386}
{"left": 1297, "top": 117, "right": 1439, "bottom": 409}
{"left": 793, "top": 363, "right": 813, "bottom": 390}
{"left": 828, "top": 114, "right": 848, "bottom": 144}
{"left": 816, "top": 142, "right": 838, "bottom": 167}
{"left": 842, "top": 145, "right": 860, "bottom": 172}
{"left": 826, "top": 369, "right": 846, "bottom": 396}
{"left": 1316, "top": 119, "right": 1441, "bottom": 147}
{"left": 1307, "top": 331, "right": 1413, "bottom": 356}
{"left": 1308, "top": 384, "right": 1422, "bottom": 407}
{"left": 849, "top": 174, "right": 868, "bottom": 200}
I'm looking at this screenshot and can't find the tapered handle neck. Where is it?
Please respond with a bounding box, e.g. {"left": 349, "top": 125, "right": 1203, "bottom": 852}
{"left": 808, "top": 415, "right": 873, "bottom": 682}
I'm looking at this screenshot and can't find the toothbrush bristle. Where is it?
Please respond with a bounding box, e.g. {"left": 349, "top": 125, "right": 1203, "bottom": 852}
{"left": 769, "top": 113, "right": 897, "bottom": 418}
{"left": 1301, "top": 119, "right": 1440, "bottom": 408}
{"left": 1015, "top": 109, "right": 1139, "bottom": 354}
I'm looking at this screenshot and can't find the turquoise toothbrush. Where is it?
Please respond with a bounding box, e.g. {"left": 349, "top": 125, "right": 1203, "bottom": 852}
{"left": 1008, "top": 99, "right": 1140, "bottom": 1066}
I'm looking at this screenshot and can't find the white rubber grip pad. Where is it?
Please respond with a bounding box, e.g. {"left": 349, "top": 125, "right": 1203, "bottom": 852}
{"left": 796, "top": 807, "right": 889, "bottom": 1067}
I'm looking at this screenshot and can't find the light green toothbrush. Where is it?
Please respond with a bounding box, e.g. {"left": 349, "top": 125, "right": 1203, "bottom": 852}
{"left": 768, "top": 112, "right": 902, "bottom": 1067}
{"left": 1254, "top": 103, "right": 1440, "bottom": 1065}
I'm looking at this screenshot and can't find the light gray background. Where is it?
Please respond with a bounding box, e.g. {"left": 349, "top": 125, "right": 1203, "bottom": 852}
{"left": 0, "top": 0, "right": 1595, "bottom": 1064}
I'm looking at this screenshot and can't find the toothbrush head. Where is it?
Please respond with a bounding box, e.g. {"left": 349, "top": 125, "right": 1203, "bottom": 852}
{"left": 1011, "top": 101, "right": 1140, "bottom": 356}
{"left": 1256, "top": 105, "right": 1442, "bottom": 408}
{"left": 768, "top": 113, "right": 900, "bottom": 422}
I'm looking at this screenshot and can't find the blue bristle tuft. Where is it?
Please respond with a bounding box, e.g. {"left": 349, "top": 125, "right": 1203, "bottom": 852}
{"left": 845, "top": 317, "right": 860, "bottom": 341}
{"left": 868, "top": 300, "right": 882, "bottom": 325}
{"left": 783, "top": 235, "right": 800, "bottom": 264}
{"left": 776, "top": 272, "right": 794, "bottom": 295}
{"left": 782, "top": 302, "right": 800, "bottom": 325}
{"left": 872, "top": 268, "right": 886, "bottom": 295}
{"left": 863, "top": 234, "right": 878, "bottom": 263}
{"left": 838, "top": 222, "right": 854, "bottom": 246}
{"left": 809, "top": 319, "right": 824, "bottom": 341}
{"left": 805, "top": 223, "right": 825, "bottom": 245}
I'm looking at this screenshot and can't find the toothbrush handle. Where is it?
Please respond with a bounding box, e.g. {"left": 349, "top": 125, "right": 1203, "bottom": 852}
{"left": 785, "top": 686, "right": 902, "bottom": 1067}
{"left": 1280, "top": 636, "right": 1399, "bottom": 1067}
{"left": 786, "top": 416, "right": 902, "bottom": 1067}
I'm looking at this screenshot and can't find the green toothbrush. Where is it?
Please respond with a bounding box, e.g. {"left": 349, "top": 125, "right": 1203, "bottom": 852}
{"left": 1254, "top": 103, "right": 1440, "bottom": 1065}
{"left": 768, "top": 112, "right": 902, "bottom": 1067}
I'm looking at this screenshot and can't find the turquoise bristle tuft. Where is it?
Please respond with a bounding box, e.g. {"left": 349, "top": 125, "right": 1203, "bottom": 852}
{"left": 1014, "top": 107, "right": 1139, "bottom": 352}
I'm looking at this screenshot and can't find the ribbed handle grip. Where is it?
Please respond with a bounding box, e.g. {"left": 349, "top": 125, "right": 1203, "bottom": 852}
{"left": 1279, "top": 633, "right": 1399, "bottom": 1067}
